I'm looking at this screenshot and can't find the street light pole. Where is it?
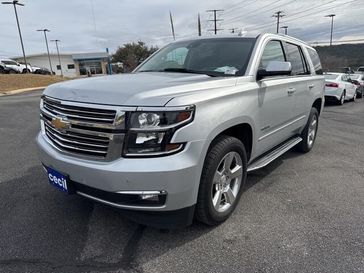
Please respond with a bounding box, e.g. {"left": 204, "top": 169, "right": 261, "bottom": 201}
{"left": 2, "top": 0, "right": 28, "bottom": 73}
{"left": 50, "top": 39, "right": 63, "bottom": 77}
{"left": 37, "top": 29, "right": 53, "bottom": 74}
{"left": 325, "top": 14, "right": 335, "bottom": 46}
{"left": 281, "top": 26, "right": 288, "bottom": 35}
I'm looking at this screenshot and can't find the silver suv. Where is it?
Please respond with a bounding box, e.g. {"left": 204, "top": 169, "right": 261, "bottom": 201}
{"left": 37, "top": 33, "right": 324, "bottom": 228}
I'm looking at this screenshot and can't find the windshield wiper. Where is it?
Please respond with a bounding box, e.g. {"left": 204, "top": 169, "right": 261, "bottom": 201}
{"left": 162, "top": 68, "right": 220, "bottom": 77}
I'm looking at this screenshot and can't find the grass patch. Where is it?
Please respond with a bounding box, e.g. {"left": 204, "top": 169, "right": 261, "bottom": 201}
{"left": 0, "top": 74, "right": 71, "bottom": 92}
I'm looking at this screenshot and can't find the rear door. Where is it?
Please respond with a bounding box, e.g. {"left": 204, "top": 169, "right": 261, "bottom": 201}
{"left": 282, "top": 42, "right": 312, "bottom": 129}
{"left": 255, "top": 40, "right": 297, "bottom": 155}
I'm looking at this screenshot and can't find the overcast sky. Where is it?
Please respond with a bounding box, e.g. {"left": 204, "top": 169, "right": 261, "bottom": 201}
{"left": 0, "top": 0, "right": 363, "bottom": 57}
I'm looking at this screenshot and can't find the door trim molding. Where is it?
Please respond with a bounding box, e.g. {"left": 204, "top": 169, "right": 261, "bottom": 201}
{"left": 258, "top": 115, "right": 306, "bottom": 141}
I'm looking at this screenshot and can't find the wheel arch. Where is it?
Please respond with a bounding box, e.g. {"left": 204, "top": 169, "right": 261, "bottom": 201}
{"left": 206, "top": 120, "right": 254, "bottom": 162}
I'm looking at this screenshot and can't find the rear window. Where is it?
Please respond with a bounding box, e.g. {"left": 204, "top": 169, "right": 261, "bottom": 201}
{"left": 307, "top": 48, "right": 323, "bottom": 75}
{"left": 357, "top": 67, "right": 364, "bottom": 72}
{"left": 324, "top": 74, "right": 338, "bottom": 80}
{"left": 283, "top": 42, "right": 309, "bottom": 75}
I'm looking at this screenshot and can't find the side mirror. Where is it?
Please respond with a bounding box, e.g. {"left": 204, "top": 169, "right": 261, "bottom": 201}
{"left": 257, "top": 61, "right": 292, "bottom": 80}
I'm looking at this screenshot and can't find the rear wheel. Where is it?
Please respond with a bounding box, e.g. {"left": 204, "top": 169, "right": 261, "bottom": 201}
{"left": 196, "top": 136, "right": 247, "bottom": 226}
{"left": 337, "top": 91, "right": 345, "bottom": 105}
{"left": 296, "top": 108, "right": 319, "bottom": 153}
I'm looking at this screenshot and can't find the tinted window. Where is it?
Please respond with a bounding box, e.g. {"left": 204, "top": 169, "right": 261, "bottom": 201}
{"left": 138, "top": 38, "right": 256, "bottom": 76}
{"left": 307, "top": 48, "right": 323, "bottom": 75}
{"left": 2, "top": 60, "right": 17, "bottom": 65}
{"left": 283, "top": 42, "right": 308, "bottom": 75}
{"left": 259, "top": 40, "right": 285, "bottom": 70}
{"left": 67, "top": 64, "right": 75, "bottom": 69}
{"left": 358, "top": 67, "right": 364, "bottom": 72}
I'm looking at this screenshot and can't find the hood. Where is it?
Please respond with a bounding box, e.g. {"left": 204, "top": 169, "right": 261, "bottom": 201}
{"left": 44, "top": 72, "right": 237, "bottom": 106}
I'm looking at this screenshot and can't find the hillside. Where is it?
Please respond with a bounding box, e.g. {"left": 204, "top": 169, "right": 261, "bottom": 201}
{"left": 314, "top": 43, "right": 364, "bottom": 71}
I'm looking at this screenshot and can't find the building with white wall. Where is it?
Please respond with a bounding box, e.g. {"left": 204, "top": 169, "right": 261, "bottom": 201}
{"left": 14, "top": 52, "right": 109, "bottom": 78}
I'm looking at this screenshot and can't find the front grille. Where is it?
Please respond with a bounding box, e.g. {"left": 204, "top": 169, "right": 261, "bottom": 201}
{"left": 40, "top": 96, "right": 130, "bottom": 160}
{"left": 43, "top": 97, "right": 116, "bottom": 124}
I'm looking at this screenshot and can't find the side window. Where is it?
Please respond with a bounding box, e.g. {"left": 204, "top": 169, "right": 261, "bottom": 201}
{"left": 259, "top": 40, "right": 285, "bottom": 70}
{"left": 307, "top": 48, "right": 323, "bottom": 75}
{"left": 283, "top": 42, "right": 308, "bottom": 75}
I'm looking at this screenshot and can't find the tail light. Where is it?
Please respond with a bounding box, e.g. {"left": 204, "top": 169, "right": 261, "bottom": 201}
{"left": 325, "top": 82, "right": 339, "bottom": 88}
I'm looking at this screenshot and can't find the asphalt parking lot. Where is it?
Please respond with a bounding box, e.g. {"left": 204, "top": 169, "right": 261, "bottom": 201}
{"left": 0, "top": 90, "right": 363, "bottom": 273}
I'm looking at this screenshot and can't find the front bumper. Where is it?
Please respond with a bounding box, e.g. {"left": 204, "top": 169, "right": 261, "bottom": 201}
{"left": 37, "top": 132, "right": 206, "bottom": 213}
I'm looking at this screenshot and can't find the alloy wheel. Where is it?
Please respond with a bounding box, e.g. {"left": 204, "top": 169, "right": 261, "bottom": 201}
{"left": 211, "top": 151, "right": 243, "bottom": 213}
{"left": 307, "top": 114, "right": 318, "bottom": 147}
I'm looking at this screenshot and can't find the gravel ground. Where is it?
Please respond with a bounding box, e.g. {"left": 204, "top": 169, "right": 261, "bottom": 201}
{"left": 0, "top": 90, "right": 363, "bottom": 273}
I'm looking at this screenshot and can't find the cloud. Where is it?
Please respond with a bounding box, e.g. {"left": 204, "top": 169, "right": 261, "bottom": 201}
{"left": 0, "top": 0, "right": 362, "bottom": 57}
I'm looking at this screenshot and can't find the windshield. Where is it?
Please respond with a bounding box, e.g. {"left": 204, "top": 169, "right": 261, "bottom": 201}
{"left": 136, "top": 38, "right": 256, "bottom": 77}
{"left": 324, "top": 74, "right": 339, "bottom": 80}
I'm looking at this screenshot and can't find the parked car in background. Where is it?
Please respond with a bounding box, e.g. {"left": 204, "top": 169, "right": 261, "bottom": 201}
{"left": 349, "top": 74, "right": 364, "bottom": 98}
{"left": 0, "top": 58, "right": 33, "bottom": 73}
{"left": 356, "top": 66, "right": 364, "bottom": 74}
{"left": 324, "top": 72, "right": 357, "bottom": 104}
{"left": 0, "top": 60, "right": 18, "bottom": 74}
{"left": 33, "top": 66, "right": 52, "bottom": 75}
{"left": 37, "top": 33, "right": 324, "bottom": 228}
{"left": 18, "top": 62, "right": 33, "bottom": 73}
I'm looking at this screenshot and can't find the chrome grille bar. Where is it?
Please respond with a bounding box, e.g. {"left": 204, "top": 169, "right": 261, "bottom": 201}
{"left": 40, "top": 96, "right": 136, "bottom": 160}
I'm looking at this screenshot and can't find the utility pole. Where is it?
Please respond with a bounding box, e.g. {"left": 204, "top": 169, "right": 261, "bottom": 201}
{"left": 37, "top": 29, "right": 53, "bottom": 74}
{"left": 169, "top": 11, "right": 175, "bottom": 40}
{"left": 325, "top": 14, "right": 335, "bottom": 46}
{"left": 281, "top": 26, "right": 288, "bottom": 35}
{"left": 206, "top": 9, "right": 224, "bottom": 34}
{"left": 198, "top": 13, "right": 201, "bottom": 36}
{"left": 229, "top": 28, "right": 238, "bottom": 34}
{"left": 272, "top": 11, "right": 285, "bottom": 34}
{"left": 2, "top": 0, "right": 28, "bottom": 73}
{"left": 50, "top": 39, "right": 62, "bottom": 77}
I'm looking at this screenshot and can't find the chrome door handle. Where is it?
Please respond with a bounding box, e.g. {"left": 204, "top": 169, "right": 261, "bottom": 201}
{"left": 287, "top": 88, "right": 296, "bottom": 95}
{"left": 308, "top": 84, "right": 315, "bottom": 89}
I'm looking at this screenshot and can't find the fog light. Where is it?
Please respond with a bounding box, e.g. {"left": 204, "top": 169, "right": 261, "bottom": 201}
{"left": 139, "top": 194, "right": 160, "bottom": 201}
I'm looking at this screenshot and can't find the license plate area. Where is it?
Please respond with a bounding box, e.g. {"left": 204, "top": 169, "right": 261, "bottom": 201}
{"left": 46, "top": 167, "right": 70, "bottom": 193}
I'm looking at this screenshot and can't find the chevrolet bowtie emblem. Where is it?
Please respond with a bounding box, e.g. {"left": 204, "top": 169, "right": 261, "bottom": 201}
{"left": 51, "top": 116, "right": 70, "bottom": 132}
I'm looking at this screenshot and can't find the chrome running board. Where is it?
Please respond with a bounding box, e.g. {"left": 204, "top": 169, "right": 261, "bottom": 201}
{"left": 247, "top": 137, "right": 302, "bottom": 172}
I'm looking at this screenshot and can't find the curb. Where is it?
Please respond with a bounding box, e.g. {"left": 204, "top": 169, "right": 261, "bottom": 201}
{"left": 0, "top": 86, "right": 47, "bottom": 96}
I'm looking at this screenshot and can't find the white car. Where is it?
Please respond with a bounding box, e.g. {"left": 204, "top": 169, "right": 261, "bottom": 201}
{"left": 0, "top": 58, "right": 32, "bottom": 73}
{"left": 324, "top": 73, "right": 357, "bottom": 104}
{"left": 356, "top": 66, "right": 364, "bottom": 74}
{"left": 349, "top": 74, "right": 364, "bottom": 98}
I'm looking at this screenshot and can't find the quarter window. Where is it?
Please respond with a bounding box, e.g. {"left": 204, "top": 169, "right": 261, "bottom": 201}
{"left": 283, "top": 42, "right": 308, "bottom": 75}
{"left": 307, "top": 48, "right": 323, "bottom": 75}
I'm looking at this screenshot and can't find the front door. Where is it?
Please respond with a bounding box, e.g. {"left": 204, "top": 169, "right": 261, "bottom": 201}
{"left": 255, "top": 40, "right": 296, "bottom": 156}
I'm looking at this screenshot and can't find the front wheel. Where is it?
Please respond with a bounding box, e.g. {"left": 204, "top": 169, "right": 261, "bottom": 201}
{"left": 196, "top": 136, "right": 247, "bottom": 226}
{"left": 296, "top": 108, "right": 319, "bottom": 153}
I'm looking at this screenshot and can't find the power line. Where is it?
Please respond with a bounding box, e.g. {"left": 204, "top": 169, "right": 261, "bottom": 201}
{"left": 206, "top": 9, "right": 224, "bottom": 34}
{"left": 248, "top": 0, "right": 359, "bottom": 31}
{"left": 225, "top": 0, "right": 287, "bottom": 24}
{"left": 224, "top": 0, "right": 257, "bottom": 16}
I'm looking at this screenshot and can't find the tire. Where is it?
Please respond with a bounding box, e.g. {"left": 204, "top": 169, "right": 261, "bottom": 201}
{"left": 337, "top": 91, "right": 345, "bottom": 105}
{"left": 296, "top": 108, "right": 319, "bottom": 153}
{"left": 196, "top": 135, "right": 247, "bottom": 226}
{"left": 8, "top": 69, "right": 16, "bottom": 74}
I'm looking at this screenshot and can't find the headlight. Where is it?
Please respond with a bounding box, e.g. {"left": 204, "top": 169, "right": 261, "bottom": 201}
{"left": 124, "top": 106, "right": 194, "bottom": 156}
